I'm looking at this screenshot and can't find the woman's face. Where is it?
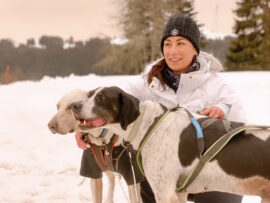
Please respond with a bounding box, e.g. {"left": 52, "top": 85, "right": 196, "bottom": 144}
{"left": 163, "top": 36, "right": 198, "bottom": 74}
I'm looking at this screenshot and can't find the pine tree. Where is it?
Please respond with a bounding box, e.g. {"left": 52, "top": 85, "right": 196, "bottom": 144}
{"left": 258, "top": 0, "right": 270, "bottom": 68}
{"left": 226, "top": 0, "right": 270, "bottom": 70}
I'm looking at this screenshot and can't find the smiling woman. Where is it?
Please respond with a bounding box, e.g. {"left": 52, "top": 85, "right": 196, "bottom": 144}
{"left": 123, "top": 13, "right": 246, "bottom": 203}
{"left": 163, "top": 36, "right": 198, "bottom": 73}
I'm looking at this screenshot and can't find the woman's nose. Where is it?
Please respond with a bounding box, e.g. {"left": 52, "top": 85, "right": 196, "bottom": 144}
{"left": 168, "top": 45, "right": 178, "bottom": 55}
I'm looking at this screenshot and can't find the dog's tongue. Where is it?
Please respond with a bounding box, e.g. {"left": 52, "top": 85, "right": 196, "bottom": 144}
{"left": 86, "top": 119, "right": 105, "bottom": 127}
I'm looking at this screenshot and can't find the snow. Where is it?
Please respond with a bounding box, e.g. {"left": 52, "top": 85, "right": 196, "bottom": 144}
{"left": 1, "top": 71, "right": 269, "bottom": 203}
{"left": 201, "top": 27, "right": 236, "bottom": 40}
{"left": 110, "top": 36, "right": 128, "bottom": 45}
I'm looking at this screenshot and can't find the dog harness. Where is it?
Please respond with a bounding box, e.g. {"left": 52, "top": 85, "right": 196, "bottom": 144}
{"left": 176, "top": 123, "right": 270, "bottom": 192}
{"left": 90, "top": 132, "right": 118, "bottom": 172}
{"left": 134, "top": 106, "right": 270, "bottom": 193}
{"left": 136, "top": 106, "right": 178, "bottom": 175}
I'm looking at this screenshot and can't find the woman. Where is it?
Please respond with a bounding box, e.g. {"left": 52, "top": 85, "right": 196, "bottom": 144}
{"left": 123, "top": 14, "right": 245, "bottom": 203}
{"left": 125, "top": 14, "right": 244, "bottom": 122}
{"left": 76, "top": 14, "right": 245, "bottom": 202}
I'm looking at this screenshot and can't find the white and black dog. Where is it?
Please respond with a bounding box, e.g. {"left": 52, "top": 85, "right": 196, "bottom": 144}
{"left": 48, "top": 89, "right": 144, "bottom": 203}
{"left": 70, "top": 86, "right": 270, "bottom": 203}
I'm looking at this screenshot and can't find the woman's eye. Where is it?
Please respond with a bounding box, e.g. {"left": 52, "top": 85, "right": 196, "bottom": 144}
{"left": 164, "top": 43, "right": 170, "bottom": 47}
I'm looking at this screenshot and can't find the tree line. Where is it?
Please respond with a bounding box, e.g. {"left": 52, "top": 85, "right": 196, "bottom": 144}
{"left": 0, "top": 37, "right": 113, "bottom": 83}
{"left": 1, "top": 0, "right": 269, "bottom": 84}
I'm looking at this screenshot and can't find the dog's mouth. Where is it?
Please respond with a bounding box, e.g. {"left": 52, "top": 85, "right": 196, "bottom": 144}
{"left": 69, "top": 129, "right": 74, "bottom": 133}
{"left": 75, "top": 115, "right": 106, "bottom": 128}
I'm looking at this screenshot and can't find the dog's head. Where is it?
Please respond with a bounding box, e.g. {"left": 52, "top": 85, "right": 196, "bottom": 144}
{"left": 71, "top": 86, "right": 140, "bottom": 131}
{"left": 48, "top": 89, "right": 88, "bottom": 135}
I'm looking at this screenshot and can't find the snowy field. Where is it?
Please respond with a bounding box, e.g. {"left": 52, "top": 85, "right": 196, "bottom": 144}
{"left": 0, "top": 71, "right": 269, "bottom": 203}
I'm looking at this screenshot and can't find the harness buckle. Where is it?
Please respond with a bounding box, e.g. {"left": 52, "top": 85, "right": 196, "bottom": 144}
{"left": 121, "top": 140, "right": 131, "bottom": 149}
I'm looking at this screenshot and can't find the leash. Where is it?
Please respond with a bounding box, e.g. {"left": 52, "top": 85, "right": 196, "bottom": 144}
{"left": 176, "top": 124, "right": 270, "bottom": 192}
{"left": 125, "top": 142, "right": 140, "bottom": 203}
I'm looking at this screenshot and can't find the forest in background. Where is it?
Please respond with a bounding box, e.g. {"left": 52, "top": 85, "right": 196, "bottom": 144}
{"left": 1, "top": 0, "right": 269, "bottom": 84}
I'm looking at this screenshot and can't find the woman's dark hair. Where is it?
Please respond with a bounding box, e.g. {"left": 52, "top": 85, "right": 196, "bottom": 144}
{"left": 147, "top": 55, "right": 200, "bottom": 87}
{"left": 147, "top": 58, "right": 166, "bottom": 86}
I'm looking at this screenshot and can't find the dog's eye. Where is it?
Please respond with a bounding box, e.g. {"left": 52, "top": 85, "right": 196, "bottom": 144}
{"left": 56, "top": 104, "right": 60, "bottom": 110}
{"left": 96, "top": 94, "right": 106, "bottom": 101}
{"left": 66, "top": 105, "right": 71, "bottom": 110}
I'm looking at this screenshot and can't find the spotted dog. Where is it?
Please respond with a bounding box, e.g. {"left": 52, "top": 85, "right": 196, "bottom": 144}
{"left": 48, "top": 89, "right": 144, "bottom": 203}
{"left": 71, "top": 86, "right": 270, "bottom": 203}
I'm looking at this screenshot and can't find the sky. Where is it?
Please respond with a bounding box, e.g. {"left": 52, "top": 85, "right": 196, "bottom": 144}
{"left": 0, "top": 0, "right": 238, "bottom": 44}
{"left": 0, "top": 71, "right": 269, "bottom": 202}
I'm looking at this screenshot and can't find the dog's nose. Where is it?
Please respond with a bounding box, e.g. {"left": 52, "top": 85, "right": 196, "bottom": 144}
{"left": 48, "top": 121, "right": 58, "bottom": 133}
{"left": 71, "top": 101, "right": 82, "bottom": 113}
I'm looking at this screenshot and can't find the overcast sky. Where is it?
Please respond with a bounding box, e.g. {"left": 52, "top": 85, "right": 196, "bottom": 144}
{"left": 0, "top": 0, "right": 238, "bottom": 44}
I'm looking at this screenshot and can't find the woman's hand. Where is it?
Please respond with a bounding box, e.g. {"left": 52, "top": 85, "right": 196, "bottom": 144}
{"left": 200, "top": 106, "right": 224, "bottom": 119}
{"left": 75, "top": 131, "right": 90, "bottom": 149}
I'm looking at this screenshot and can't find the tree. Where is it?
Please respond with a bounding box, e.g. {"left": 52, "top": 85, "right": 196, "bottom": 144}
{"left": 258, "top": 0, "right": 270, "bottom": 67}
{"left": 26, "top": 38, "right": 35, "bottom": 47}
{"left": 0, "top": 39, "right": 15, "bottom": 50}
{"left": 39, "top": 36, "right": 64, "bottom": 50}
{"left": 99, "top": 0, "right": 200, "bottom": 74}
{"left": 226, "top": 0, "right": 270, "bottom": 70}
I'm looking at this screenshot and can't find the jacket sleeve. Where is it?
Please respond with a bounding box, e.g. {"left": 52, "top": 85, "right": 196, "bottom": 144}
{"left": 206, "top": 73, "right": 246, "bottom": 122}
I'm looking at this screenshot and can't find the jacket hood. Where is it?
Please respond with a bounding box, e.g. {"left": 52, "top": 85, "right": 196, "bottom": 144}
{"left": 197, "top": 51, "right": 223, "bottom": 72}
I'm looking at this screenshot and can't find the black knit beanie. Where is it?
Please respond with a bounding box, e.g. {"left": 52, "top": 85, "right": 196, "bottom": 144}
{"left": 161, "top": 14, "right": 200, "bottom": 54}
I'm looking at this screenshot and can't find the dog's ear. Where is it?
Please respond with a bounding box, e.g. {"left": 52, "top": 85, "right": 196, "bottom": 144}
{"left": 118, "top": 90, "right": 140, "bottom": 130}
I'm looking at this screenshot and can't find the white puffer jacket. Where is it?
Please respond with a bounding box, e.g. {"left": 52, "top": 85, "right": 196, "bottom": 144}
{"left": 124, "top": 52, "right": 246, "bottom": 122}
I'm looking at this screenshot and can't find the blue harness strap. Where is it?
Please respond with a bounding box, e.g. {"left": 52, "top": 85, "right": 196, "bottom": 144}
{"left": 100, "top": 128, "right": 108, "bottom": 138}
{"left": 184, "top": 108, "right": 205, "bottom": 156}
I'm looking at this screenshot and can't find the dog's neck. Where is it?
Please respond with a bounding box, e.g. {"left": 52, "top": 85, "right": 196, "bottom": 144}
{"left": 105, "top": 100, "right": 166, "bottom": 150}
{"left": 85, "top": 127, "right": 123, "bottom": 146}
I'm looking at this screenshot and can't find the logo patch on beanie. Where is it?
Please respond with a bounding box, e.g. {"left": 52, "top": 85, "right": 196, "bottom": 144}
{"left": 171, "top": 29, "right": 178, "bottom": 36}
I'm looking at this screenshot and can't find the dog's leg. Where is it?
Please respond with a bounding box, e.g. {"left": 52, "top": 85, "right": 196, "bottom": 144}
{"left": 128, "top": 183, "right": 142, "bottom": 203}
{"left": 104, "top": 171, "right": 115, "bottom": 203}
{"left": 153, "top": 190, "right": 185, "bottom": 203}
{"left": 159, "top": 193, "right": 179, "bottom": 203}
{"left": 177, "top": 192, "right": 188, "bottom": 203}
{"left": 90, "top": 178, "right": 103, "bottom": 203}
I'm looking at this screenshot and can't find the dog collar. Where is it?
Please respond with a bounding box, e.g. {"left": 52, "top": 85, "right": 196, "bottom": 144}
{"left": 99, "top": 128, "right": 108, "bottom": 138}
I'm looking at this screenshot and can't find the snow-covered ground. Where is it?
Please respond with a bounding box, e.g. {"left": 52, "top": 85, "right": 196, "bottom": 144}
{"left": 0, "top": 71, "right": 269, "bottom": 203}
